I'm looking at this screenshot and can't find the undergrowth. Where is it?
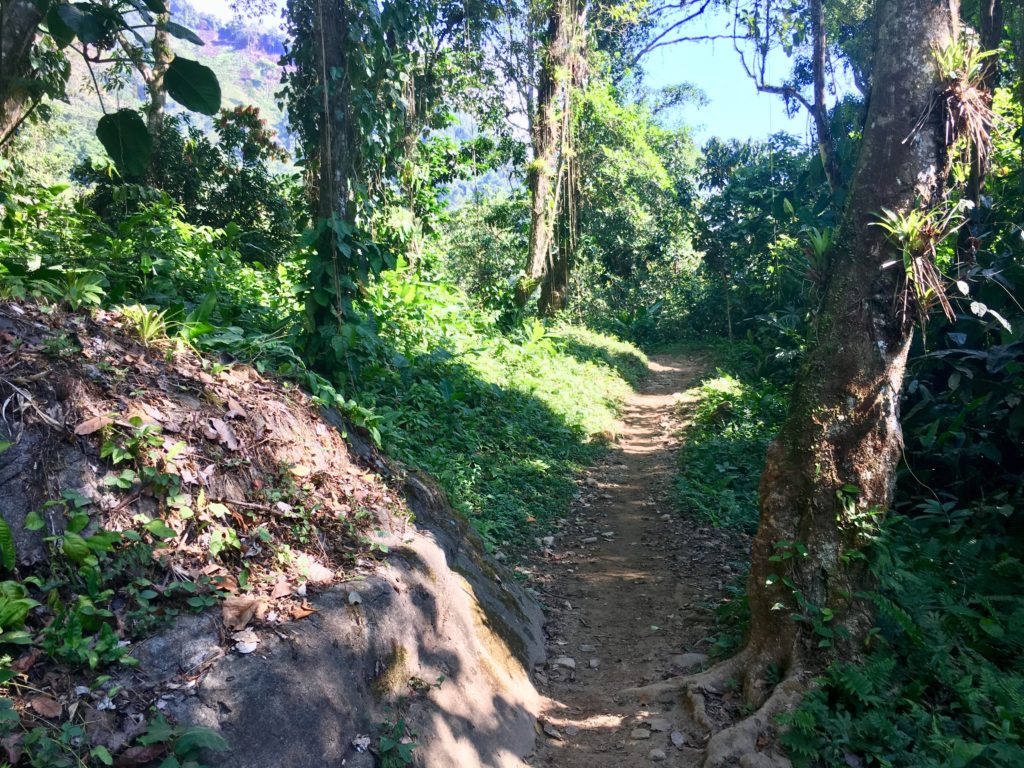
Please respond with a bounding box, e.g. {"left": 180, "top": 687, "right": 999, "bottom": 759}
{"left": 672, "top": 345, "right": 787, "bottom": 533}
{"left": 780, "top": 498, "right": 1024, "bottom": 767}
{"left": 349, "top": 264, "right": 647, "bottom": 547}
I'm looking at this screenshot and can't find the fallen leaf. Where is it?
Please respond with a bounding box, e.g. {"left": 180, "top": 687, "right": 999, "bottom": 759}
{"left": 113, "top": 744, "right": 166, "bottom": 767}
{"left": 271, "top": 580, "right": 292, "bottom": 599}
{"left": 11, "top": 647, "right": 42, "bottom": 673}
{"left": 221, "top": 596, "right": 259, "bottom": 631}
{"left": 75, "top": 415, "right": 113, "bottom": 436}
{"left": 205, "top": 418, "right": 239, "bottom": 451}
{"left": 211, "top": 574, "right": 239, "bottom": 594}
{"left": 289, "top": 464, "right": 312, "bottom": 478}
{"left": 290, "top": 601, "right": 317, "bottom": 620}
{"left": 1, "top": 734, "right": 23, "bottom": 764}
{"left": 30, "top": 695, "right": 62, "bottom": 718}
{"left": 225, "top": 398, "right": 247, "bottom": 420}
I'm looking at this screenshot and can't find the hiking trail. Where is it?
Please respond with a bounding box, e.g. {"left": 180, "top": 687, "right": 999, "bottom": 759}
{"left": 528, "top": 354, "right": 752, "bottom": 767}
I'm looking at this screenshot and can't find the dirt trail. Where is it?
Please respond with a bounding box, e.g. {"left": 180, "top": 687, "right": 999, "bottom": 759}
{"left": 528, "top": 354, "right": 750, "bottom": 767}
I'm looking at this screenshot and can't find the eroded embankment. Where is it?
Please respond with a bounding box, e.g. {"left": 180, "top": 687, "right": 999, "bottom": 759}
{"left": 0, "top": 302, "right": 543, "bottom": 767}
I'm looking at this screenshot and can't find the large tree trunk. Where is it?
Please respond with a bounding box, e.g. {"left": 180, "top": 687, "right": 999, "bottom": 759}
{"left": 515, "top": 0, "right": 575, "bottom": 312}
{"left": 742, "top": 0, "right": 957, "bottom": 705}
{"left": 314, "top": 0, "right": 354, "bottom": 227}
{"left": 0, "top": 0, "right": 44, "bottom": 148}
{"left": 304, "top": 0, "right": 357, "bottom": 340}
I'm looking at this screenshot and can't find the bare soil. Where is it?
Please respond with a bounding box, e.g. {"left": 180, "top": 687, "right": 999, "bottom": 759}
{"left": 527, "top": 355, "right": 752, "bottom": 767}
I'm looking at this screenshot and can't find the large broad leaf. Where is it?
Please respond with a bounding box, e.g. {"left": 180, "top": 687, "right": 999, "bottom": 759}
{"left": 95, "top": 110, "right": 152, "bottom": 177}
{"left": 55, "top": 4, "right": 105, "bottom": 44}
{"left": 164, "top": 21, "right": 204, "bottom": 46}
{"left": 164, "top": 57, "right": 221, "bottom": 115}
{"left": 56, "top": 3, "right": 123, "bottom": 45}
{"left": 0, "top": 520, "right": 14, "bottom": 571}
{"left": 45, "top": 6, "right": 76, "bottom": 48}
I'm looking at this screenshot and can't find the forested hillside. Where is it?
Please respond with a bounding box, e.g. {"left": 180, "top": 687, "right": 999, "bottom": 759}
{"left": 0, "top": 0, "right": 1022, "bottom": 766}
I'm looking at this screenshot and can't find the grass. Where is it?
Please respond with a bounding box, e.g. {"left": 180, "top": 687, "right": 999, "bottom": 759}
{"left": 672, "top": 355, "right": 787, "bottom": 533}
{"left": 350, "top": 272, "right": 649, "bottom": 548}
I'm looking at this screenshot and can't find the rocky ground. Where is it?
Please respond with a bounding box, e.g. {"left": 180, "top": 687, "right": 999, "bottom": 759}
{"left": 526, "top": 356, "right": 755, "bottom": 767}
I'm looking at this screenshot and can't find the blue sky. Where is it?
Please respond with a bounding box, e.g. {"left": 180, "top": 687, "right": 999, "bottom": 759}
{"left": 641, "top": 7, "right": 811, "bottom": 142}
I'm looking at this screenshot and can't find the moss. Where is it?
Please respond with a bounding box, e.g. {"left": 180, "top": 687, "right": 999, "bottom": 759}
{"left": 453, "top": 570, "right": 532, "bottom": 680}
{"left": 373, "top": 641, "right": 410, "bottom": 698}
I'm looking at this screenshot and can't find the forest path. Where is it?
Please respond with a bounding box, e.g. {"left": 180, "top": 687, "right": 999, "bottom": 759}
{"left": 527, "top": 354, "right": 750, "bottom": 767}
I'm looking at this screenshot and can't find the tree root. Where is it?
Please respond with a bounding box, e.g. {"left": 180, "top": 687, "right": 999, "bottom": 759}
{"left": 619, "top": 650, "right": 806, "bottom": 768}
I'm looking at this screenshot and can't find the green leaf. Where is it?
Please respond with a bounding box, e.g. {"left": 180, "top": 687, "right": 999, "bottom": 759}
{"left": 145, "top": 520, "right": 177, "bottom": 540}
{"left": 164, "top": 21, "right": 204, "bottom": 46}
{"left": 207, "top": 503, "right": 229, "bottom": 519}
{"left": 91, "top": 745, "right": 114, "bottom": 765}
{"left": 0, "top": 630, "right": 35, "bottom": 645}
{"left": 0, "top": 442, "right": 10, "bottom": 454}
{"left": 62, "top": 532, "right": 94, "bottom": 565}
{"left": 0, "top": 597, "right": 37, "bottom": 630}
{"left": 55, "top": 4, "right": 107, "bottom": 45}
{"left": 86, "top": 530, "right": 122, "bottom": 553}
{"left": 67, "top": 512, "right": 90, "bottom": 534}
{"left": 174, "top": 727, "right": 230, "bottom": 757}
{"left": 140, "top": 714, "right": 175, "bottom": 745}
{"left": 0, "top": 698, "right": 19, "bottom": 722}
{"left": 96, "top": 110, "right": 152, "bottom": 177}
{"left": 164, "top": 57, "right": 221, "bottom": 115}
{"left": 0, "top": 520, "right": 14, "bottom": 571}
{"left": 979, "top": 617, "right": 1005, "bottom": 638}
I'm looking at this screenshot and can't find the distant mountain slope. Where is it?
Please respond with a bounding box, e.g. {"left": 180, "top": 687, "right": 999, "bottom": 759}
{"left": 16, "top": 1, "right": 291, "bottom": 183}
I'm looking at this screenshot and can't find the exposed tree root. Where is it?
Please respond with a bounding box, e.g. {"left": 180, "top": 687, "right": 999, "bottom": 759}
{"left": 619, "top": 649, "right": 750, "bottom": 704}
{"left": 619, "top": 650, "right": 806, "bottom": 768}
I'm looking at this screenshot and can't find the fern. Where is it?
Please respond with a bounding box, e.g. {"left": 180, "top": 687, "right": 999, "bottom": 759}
{"left": 0, "top": 520, "right": 15, "bottom": 572}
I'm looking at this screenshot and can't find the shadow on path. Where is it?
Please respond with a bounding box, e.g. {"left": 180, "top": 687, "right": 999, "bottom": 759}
{"left": 527, "top": 355, "right": 753, "bottom": 767}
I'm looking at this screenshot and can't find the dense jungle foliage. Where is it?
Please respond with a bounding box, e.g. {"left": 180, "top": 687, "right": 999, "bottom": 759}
{"left": 0, "top": 0, "right": 1022, "bottom": 765}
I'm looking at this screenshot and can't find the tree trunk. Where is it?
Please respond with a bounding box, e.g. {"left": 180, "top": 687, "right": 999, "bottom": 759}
{"left": 0, "top": 0, "right": 44, "bottom": 148}
{"left": 515, "top": 0, "right": 574, "bottom": 311}
{"left": 742, "top": 0, "right": 957, "bottom": 705}
{"left": 306, "top": 0, "right": 357, "bottom": 336}
{"left": 810, "top": 0, "right": 841, "bottom": 194}
{"left": 146, "top": 14, "right": 173, "bottom": 143}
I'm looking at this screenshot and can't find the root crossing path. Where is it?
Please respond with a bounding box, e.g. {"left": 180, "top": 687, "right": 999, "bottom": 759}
{"left": 528, "top": 355, "right": 750, "bottom": 767}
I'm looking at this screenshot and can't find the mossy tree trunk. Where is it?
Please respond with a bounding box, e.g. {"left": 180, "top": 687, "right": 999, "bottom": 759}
{"left": 306, "top": 0, "right": 358, "bottom": 339}
{"left": 516, "top": 0, "right": 580, "bottom": 314}
{"left": 741, "top": 0, "right": 957, "bottom": 704}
